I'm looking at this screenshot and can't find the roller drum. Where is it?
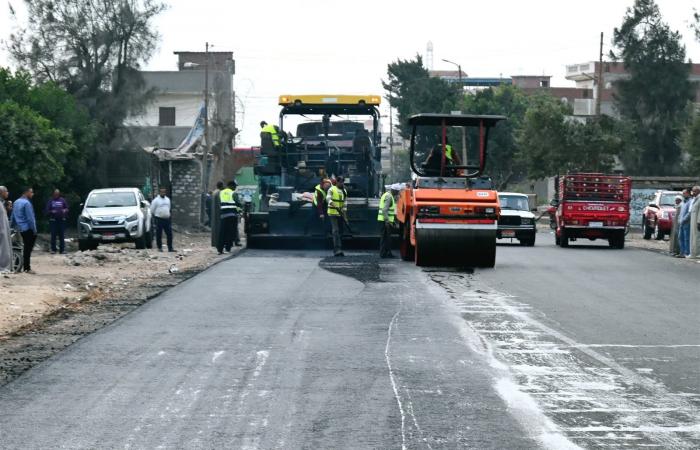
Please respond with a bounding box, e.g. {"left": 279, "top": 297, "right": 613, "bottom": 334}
{"left": 415, "top": 227, "right": 496, "bottom": 268}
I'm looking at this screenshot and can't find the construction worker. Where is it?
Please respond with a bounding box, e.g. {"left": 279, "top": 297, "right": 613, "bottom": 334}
{"left": 260, "top": 120, "right": 281, "bottom": 151}
{"left": 217, "top": 180, "right": 242, "bottom": 254}
{"left": 378, "top": 184, "right": 401, "bottom": 258}
{"left": 327, "top": 176, "right": 348, "bottom": 257}
{"left": 305, "top": 178, "right": 331, "bottom": 235}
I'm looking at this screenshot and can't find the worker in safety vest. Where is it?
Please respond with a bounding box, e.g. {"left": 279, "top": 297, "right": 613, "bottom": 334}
{"left": 378, "top": 184, "right": 401, "bottom": 258}
{"left": 217, "top": 180, "right": 242, "bottom": 254}
{"left": 260, "top": 121, "right": 281, "bottom": 151}
{"left": 305, "top": 178, "right": 332, "bottom": 235}
{"left": 327, "top": 176, "right": 348, "bottom": 257}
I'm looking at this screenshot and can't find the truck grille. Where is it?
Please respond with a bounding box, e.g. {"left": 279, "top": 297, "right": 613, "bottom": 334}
{"left": 499, "top": 216, "right": 521, "bottom": 226}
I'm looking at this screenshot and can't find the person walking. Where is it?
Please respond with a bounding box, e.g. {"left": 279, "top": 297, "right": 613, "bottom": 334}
{"left": 217, "top": 180, "right": 241, "bottom": 254}
{"left": 211, "top": 181, "right": 224, "bottom": 249}
{"left": 150, "top": 187, "right": 175, "bottom": 252}
{"left": 44, "top": 189, "right": 69, "bottom": 254}
{"left": 688, "top": 186, "right": 700, "bottom": 259}
{"left": 669, "top": 194, "right": 683, "bottom": 256}
{"left": 378, "top": 184, "right": 400, "bottom": 258}
{"left": 11, "top": 187, "right": 37, "bottom": 273}
{"left": 327, "top": 176, "right": 347, "bottom": 257}
{"left": 678, "top": 189, "right": 693, "bottom": 257}
{"left": 0, "top": 186, "right": 11, "bottom": 272}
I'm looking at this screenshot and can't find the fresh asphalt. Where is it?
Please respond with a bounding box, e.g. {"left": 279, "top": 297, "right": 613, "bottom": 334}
{"left": 0, "top": 233, "right": 698, "bottom": 449}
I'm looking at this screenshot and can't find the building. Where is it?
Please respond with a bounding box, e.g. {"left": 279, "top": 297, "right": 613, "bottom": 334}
{"left": 565, "top": 61, "right": 700, "bottom": 117}
{"left": 118, "top": 51, "right": 236, "bottom": 228}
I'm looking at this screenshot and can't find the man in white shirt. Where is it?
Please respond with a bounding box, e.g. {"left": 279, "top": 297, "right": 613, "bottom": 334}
{"left": 150, "top": 187, "right": 174, "bottom": 252}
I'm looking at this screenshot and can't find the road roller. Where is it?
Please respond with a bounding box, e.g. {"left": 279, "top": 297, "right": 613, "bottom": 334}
{"left": 395, "top": 113, "right": 506, "bottom": 267}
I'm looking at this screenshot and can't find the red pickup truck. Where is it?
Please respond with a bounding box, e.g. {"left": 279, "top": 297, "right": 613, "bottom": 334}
{"left": 555, "top": 173, "right": 631, "bottom": 249}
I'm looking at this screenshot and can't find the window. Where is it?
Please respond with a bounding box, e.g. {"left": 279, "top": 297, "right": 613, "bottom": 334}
{"left": 540, "top": 79, "right": 549, "bottom": 88}
{"left": 159, "top": 107, "right": 176, "bottom": 126}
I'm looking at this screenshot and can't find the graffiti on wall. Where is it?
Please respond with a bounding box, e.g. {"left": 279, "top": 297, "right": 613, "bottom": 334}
{"left": 629, "top": 189, "right": 657, "bottom": 225}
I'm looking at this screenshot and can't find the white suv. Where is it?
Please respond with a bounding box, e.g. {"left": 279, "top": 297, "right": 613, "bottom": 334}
{"left": 78, "top": 188, "right": 153, "bottom": 251}
{"left": 497, "top": 192, "right": 537, "bottom": 246}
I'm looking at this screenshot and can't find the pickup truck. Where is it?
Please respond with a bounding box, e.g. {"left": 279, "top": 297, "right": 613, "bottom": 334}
{"left": 641, "top": 190, "right": 682, "bottom": 240}
{"left": 555, "top": 173, "right": 631, "bottom": 249}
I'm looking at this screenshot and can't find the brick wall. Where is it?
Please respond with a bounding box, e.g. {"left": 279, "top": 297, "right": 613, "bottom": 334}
{"left": 162, "top": 159, "right": 203, "bottom": 228}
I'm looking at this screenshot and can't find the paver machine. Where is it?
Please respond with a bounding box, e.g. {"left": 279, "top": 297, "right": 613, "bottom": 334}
{"left": 247, "top": 94, "right": 385, "bottom": 249}
{"left": 396, "top": 114, "right": 506, "bottom": 267}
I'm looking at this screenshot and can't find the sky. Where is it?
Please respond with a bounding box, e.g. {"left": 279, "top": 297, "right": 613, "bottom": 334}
{"left": 1, "top": 0, "right": 699, "bottom": 146}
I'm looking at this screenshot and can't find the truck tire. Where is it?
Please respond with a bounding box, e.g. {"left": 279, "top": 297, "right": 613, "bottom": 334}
{"left": 609, "top": 231, "right": 625, "bottom": 249}
{"left": 642, "top": 218, "right": 652, "bottom": 240}
{"left": 559, "top": 229, "right": 569, "bottom": 248}
{"left": 145, "top": 230, "right": 154, "bottom": 249}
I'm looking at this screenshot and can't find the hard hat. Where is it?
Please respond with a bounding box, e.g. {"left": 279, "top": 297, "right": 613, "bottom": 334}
{"left": 390, "top": 183, "right": 403, "bottom": 192}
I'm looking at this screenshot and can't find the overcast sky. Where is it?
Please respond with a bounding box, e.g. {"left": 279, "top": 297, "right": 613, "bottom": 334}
{"left": 2, "top": 0, "right": 699, "bottom": 145}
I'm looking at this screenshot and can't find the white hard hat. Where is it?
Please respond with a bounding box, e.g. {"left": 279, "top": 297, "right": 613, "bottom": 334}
{"left": 390, "top": 183, "right": 404, "bottom": 192}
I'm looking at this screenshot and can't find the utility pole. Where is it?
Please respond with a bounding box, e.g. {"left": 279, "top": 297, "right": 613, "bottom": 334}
{"left": 201, "top": 41, "right": 211, "bottom": 193}
{"left": 595, "top": 32, "right": 604, "bottom": 117}
{"left": 388, "top": 88, "right": 394, "bottom": 182}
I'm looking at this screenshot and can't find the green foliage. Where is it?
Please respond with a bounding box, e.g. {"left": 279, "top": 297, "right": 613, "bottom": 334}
{"left": 610, "top": 0, "right": 694, "bottom": 175}
{"left": 682, "top": 112, "right": 700, "bottom": 174}
{"left": 9, "top": 0, "right": 165, "bottom": 183}
{"left": 0, "top": 101, "right": 74, "bottom": 191}
{"left": 519, "top": 95, "right": 618, "bottom": 178}
{"left": 383, "top": 55, "right": 460, "bottom": 139}
{"left": 459, "top": 85, "right": 530, "bottom": 189}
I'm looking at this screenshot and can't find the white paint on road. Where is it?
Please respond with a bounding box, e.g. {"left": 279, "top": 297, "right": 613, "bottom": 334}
{"left": 384, "top": 299, "right": 407, "bottom": 450}
{"left": 431, "top": 272, "right": 700, "bottom": 448}
{"left": 212, "top": 351, "right": 225, "bottom": 363}
{"left": 253, "top": 350, "right": 269, "bottom": 378}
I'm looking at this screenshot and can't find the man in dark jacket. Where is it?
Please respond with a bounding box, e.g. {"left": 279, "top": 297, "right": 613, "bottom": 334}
{"left": 45, "top": 189, "right": 69, "bottom": 254}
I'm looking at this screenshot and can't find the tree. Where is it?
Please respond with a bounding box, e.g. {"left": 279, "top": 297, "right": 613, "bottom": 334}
{"left": 383, "top": 55, "right": 460, "bottom": 139}
{"left": 519, "top": 95, "right": 618, "bottom": 178}
{"left": 459, "top": 85, "right": 530, "bottom": 189}
{"left": 0, "top": 101, "right": 74, "bottom": 192}
{"left": 8, "top": 0, "right": 166, "bottom": 183}
{"left": 610, "top": 0, "right": 694, "bottom": 175}
{"left": 682, "top": 113, "right": 700, "bottom": 174}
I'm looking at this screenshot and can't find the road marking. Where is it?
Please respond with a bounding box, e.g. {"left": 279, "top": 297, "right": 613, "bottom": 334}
{"left": 430, "top": 272, "right": 700, "bottom": 449}
{"left": 212, "top": 351, "right": 225, "bottom": 363}
{"left": 384, "top": 299, "right": 407, "bottom": 450}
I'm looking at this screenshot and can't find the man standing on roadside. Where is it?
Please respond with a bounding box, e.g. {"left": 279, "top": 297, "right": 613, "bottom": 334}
{"left": 11, "top": 187, "right": 37, "bottom": 273}
{"left": 378, "top": 184, "right": 400, "bottom": 258}
{"left": 669, "top": 194, "right": 683, "bottom": 256}
{"left": 150, "top": 187, "right": 175, "bottom": 252}
{"left": 217, "top": 180, "right": 241, "bottom": 254}
{"left": 679, "top": 188, "right": 694, "bottom": 257}
{"left": 44, "top": 189, "right": 69, "bottom": 254}
{"left": 688, "top": 186, "right": 700, "bottom": 259}
{"left": 0, "top": 186, "right": 11, "bottom": 272}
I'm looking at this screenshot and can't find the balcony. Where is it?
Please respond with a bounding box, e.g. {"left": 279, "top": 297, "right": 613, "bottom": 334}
{"left": 566, "top": 62, "right": 596, "bottom": 81}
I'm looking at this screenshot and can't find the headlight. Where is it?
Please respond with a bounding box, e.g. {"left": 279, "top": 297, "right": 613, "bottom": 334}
{"left": 661, "top": 211, "right": 669, "bottom": 219}
{"left": 79, "top": 215, "right": 91, "bottom": 224}
{"left": 126, "top": 213, "right": 138, "bottom": 222}
{"left": 485, "top": 207, "right": 495, "bottom": 214}
{"left": 521, "top": 218, "right": 534, "bottom": 225}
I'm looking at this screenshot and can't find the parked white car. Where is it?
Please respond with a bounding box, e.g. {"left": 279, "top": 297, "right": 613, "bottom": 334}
{"left": 497, "top": 192, "right": 537, "bottom": 246}
{"left": 78, "top": 188, "right": 153, "bottom": 251}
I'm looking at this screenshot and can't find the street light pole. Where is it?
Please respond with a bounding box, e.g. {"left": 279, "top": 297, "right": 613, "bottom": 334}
{"left": 442, "top": 58, "right": 467, "bottom": 166}
{"left": 201, "top": 42, "right": 211, "bottom": 194}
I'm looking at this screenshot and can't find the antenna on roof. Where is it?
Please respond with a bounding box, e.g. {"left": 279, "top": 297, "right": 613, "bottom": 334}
{"left": 426, "top": 41, "right": 434, "bottom": 70}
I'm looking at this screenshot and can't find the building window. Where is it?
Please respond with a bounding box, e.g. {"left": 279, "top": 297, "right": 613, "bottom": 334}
{"left": 159, "top": 107, "right": 176, "bottom": 126}
{"left": 540, "top": 79, "right": 549, "bottom": 88}
{"left": 582, "top": 89, "right": 591, "bottom": 99}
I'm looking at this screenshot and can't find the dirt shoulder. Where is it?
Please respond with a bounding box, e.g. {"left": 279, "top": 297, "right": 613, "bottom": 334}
{"left": 0, "top": 231, "right": 240, "bottom": 385}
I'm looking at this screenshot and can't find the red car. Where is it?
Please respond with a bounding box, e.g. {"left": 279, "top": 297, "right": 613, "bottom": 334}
{"left": 642, "top": 191, "right": 682, "bottom": 240}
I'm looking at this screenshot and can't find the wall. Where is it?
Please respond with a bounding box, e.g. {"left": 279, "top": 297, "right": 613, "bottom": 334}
{"left": 125, "top": 93, "right": 202, "bottom": 127}
{"left": 154, "top": 159, "right": 203, "bottom": 229}
{"left": 629, "top": 189, "right": 657, "bottom": 226}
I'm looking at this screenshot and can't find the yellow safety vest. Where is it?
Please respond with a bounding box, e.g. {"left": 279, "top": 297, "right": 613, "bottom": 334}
{"left": 262, "top": 123, "right": 280, "bottom": 147}
{"left": 327, "top": 185, "right": 346, "bottom": 216}
{"left": 377, "top": 191, "right": 396, "bottom": 223}
{"left": 312, "top": 184, "right": 325, "bottom": 206}
{"left": 219, "top": 188, "right": 238, "bottom": 216}
{"left": 445, "top": 144, "right": 454, "bottom": 162}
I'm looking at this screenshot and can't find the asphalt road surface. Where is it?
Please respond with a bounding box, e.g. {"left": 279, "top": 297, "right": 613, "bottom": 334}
{"left": 0, "top": 232, "right": 698, "bottom": 449}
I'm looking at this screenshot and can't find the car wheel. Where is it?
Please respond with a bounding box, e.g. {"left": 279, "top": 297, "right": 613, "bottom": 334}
{"left": 642, "top": 218, "right": 652, "bottom": 239}
{"left": 78, "top": 239, "right": 97, "bottom": 252}
{"left": 145, "top": 230, "right": 154, "bottom": 249}
{"left": 559, "top": 229, "right": 569, "bottom": 248}
{"left": 135, "top": 234, "right": 146, "bottom": 249}
{"left": 653, "top": 223, "right": 664, "bottom": 240}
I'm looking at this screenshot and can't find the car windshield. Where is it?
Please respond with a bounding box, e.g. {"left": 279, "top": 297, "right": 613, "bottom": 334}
{"left": 499, "top": 195, "right": 529, "bottom": 211}
{"left": 659, "top": 193, "right": 680, "bottom": 206}
{"left": 86, "top": 192, "right": 138, "bottom": 208}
